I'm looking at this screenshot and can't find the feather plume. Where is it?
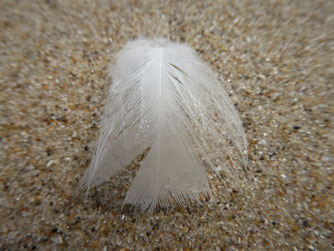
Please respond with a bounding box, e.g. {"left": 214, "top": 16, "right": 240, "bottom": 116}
{"left": 80, "top": 38, "right": 247, "bottom": 212}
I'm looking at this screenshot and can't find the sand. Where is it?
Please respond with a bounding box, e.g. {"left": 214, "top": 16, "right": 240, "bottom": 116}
{"left": 1, "top": 0, "right": 333, "bottom": 249}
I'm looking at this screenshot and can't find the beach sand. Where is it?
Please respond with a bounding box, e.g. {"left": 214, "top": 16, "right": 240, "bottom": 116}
{"left": 0, "top": 0, "right": 333, "bottom": 249}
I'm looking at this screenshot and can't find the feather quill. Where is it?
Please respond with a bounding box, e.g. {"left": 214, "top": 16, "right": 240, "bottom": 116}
{"left": 80, "top": 39, "right": 247, "bottom": 212}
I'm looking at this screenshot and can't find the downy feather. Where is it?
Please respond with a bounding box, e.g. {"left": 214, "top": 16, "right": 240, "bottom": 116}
{"left": 80, "top": 38, "right": 248, "bottom": 212}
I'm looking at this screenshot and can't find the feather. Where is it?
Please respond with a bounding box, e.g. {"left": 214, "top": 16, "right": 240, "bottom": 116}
{"left": 80, "top": 38, "right": 248, "bottom": 212}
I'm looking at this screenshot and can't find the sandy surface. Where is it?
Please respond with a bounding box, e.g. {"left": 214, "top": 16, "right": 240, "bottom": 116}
{"left": 1, "top": 0, "right": 333, "bottom": 250}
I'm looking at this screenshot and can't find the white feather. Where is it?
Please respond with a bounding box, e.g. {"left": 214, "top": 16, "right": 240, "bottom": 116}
{"left": 80, "top": 38, "right": 247, "bottom": 212}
